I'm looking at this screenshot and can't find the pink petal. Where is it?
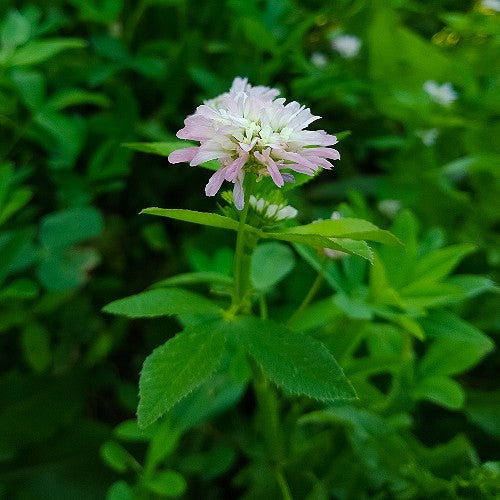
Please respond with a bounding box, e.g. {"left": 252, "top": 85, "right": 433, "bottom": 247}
{"left": 255, "top": 149, "right": 284, "bottom": 188}
{"left": 205, "top": 166, "right": 228, "bottom": 197}
{"left": 310, "top": 157, "right": 334, "bottom": 169}
{"left": 275, "top": 151, "right": 318, "bottom": 170}
{"left": 226, "top": 153, "right": 248, "bottom": 181}
{"left": 303, "top": 147, "right": 340, "bottom": 160}
{"left": 266, "top": 156, "right": 284, "bottom": 187}
{"left": 233, "top": 172, "right": 245, "bottom": 210}
{"left": 168, "top": 147, "right": 199, "bottom": 164}
{"left": 190, "top": 148, "right": 225, "bottom": 166}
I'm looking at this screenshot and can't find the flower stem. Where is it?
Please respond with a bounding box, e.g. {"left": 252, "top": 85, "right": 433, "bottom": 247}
{"left": 233, "top": 191, "right": 251, "bottom": 309}
{"left": 250, "top": 360, "right": 293, "bottom": 499}
{"left": 229, "top": 177, "right": 292, "bottom": 498}
{"left": 232, "top": 175, "right": 258, "bottom": 314}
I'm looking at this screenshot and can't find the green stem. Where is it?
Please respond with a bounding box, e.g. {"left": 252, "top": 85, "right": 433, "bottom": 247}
{"left": 259, "top": 294, "right": 268, "bottom": 320}
{"left": 124, "top": 0, "right": 148, "bottom": 44}
{"left": 251, "top": 361, "right": 282, "bottom": 462}
{"left": 251, "top": 361, "right": 293, "bottom": 499}
{"left": 232, "top": 188, "right": 251, "bottom": 309}
{"left": 276, "top": 470, "right": 294, "bottom": 500}
{"left": 230, "top": 176, "right": 292, "bottom": 498}
{"left": 287, "top": 265, "right": 325, "bottom": 326}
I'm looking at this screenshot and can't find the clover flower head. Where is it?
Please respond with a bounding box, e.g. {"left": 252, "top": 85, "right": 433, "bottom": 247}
{"left": 168, "top": 77, "right": 340, "bottom": 210}
{"left": 482, "top": 0, "right": 500, "bottom": 12}
{"left": 331, "top": 34, "right": 361, "bottom": 59}
{"left": 249, "top": 195, "right": 298, "bottom": 221}
{"left": 423, "top": 81, "right": 458, "bottom": 106}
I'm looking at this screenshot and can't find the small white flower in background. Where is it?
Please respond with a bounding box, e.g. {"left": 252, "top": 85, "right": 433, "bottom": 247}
{"left": 169, "top": 77, "right": 340, "bottom": 210}
{"left": 482, "top": 0, "right": 500, "bottom": 12}
{"left": 416, "top": 128, "right": 439, "bottom": 147}
{"left": 378, "top": 200, "right": 402, "bottom": 219}
{"left": 331, "top": 34, "right": 361, "bottom": 59}
{"left": 311, "top": 52, "right": 328, "bottom": 67}
{"left": 323, "top": 211, "right": 348, "bottom": 260}
{"left": 423, "top": 81, "right": 458, "bottom": 106}
{"left": 249, "top": 195, "right": 298, "bottom": 221}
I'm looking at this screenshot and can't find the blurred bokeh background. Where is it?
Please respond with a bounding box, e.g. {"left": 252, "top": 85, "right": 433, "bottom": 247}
{"left": 0, "top": 0, "right": 499, "bottom": 498}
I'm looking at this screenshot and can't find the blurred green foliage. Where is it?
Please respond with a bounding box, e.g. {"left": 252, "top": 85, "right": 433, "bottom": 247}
{"left": 0, "top": 0, "right": 498, "bottom": 498}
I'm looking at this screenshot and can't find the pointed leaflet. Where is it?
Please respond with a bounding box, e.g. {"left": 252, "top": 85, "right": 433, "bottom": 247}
{"left": 151, "top": 272, "right": 232, "bottom": 289}
{"left": 141, "top": 208, "right": 258, "bottom": 233}
{"left": 418, "top": 311, "right": 494, "bottom": 377}
{"left": 276, "top": 217, "right": 400, "bottom": 245}
{"left": 103, "top": 288, "right": 221, "bottom": 318}
{"left": 8, "top": 39, "right": 87, "bottom": 66}
{"left": 225, "top": 317, "right": 356, "bottom": 401}
{"left": 262, "top": 231, "right": 373, "bottom": 262}
{"left": 138, "top": 321, "right": 226, "bottom": 428}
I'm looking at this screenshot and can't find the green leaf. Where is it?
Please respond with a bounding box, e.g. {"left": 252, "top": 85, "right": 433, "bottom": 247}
{"left": 0, "top": 164, "right": 13, "bottom": 211}
{"left": 0, "top": 188, "right": 33, "bottom": 225}
{"left": 40, "top": 206, "right": 103, "bottom": 249}
{"left": 123, "top": 142, "right": 219, "bottom": 171}
{"left": 465, "top": 390, "right": 500, "bottom": 438}
{"left": 369, "top": 252, "right": 403, "bottom": 307}
{"left": 144, "top": 421, "right": 180, "bottom": 473}
{"left": 37, "top": 247, "right": 100, "bottom": 291}
{"left": 262, "top": 231, "right": 374, "bottom": 262}
{"left": 21, "top": 323, "right": 51, "bottom": 374}
{"left": 46, "top": 89, "right": 111, "bottom": 110}
{"left": 0, "top": 229, "right": 32, "bottom": 287}
{"left": 8, "top": 38, "right": 87, "bottom": 66}
{"left": 152, "top": 272, "right": 232, "bottom": 289}
{"left": 141, "top": 208, "right": 251, "bottom": 232}
{"left": 399, "top": 282, "right": 465, "bottom": 309}
{"left": 418, "top": 311, "right": 494, "bottom": 377}
{"left": 251, "top": 242, "right": 295, "bottom": 291}
{"left": 412, "top": 376, "right": 465, "bottom": 410}
{"left": 11, "top": 70, "right": 45, "bottom": 110}
{"left": 100, "top": 441, "right": 137, "bottom": 473}
{"left": 241, "top": 17, "right": 277, "bottom": 52}
{"left": 1, "top": 11, "right": 31, "bottom": 49}
{"left": 278, "top": 218, "right": 400, "bottom": 245}
{"left": 106, "top": 481, "right": 134, "bottom": 500}
{"left": 447, "top": 275, "right": 499, "bottom": 298}
{"left": 103, "top": 288, "right": 222, "bottom": 318}
{"left": 229, "top": 316, "right": 356, "bottom": 401}
{"left": 113, "top": 420, "right": 152, "bottom": 442}
{"left": 137, "top": 321, "right": 226, "bottom": 427}
{"left": 144, "top": 470, "right": 187, "bottom": 496}
{"left": 334, "top": 293, "right": 373, "bottom": 320}
{"left": 300, "top": 405, "right": 390, "bottom": 436}
{"left": 412, "top": 244, "right": 476, "bottom": 285}
{"left": 0, "top": 10, "right": 31, "bottom": 49}
{"left": 0, "top": 278, "right": 38, "bottom": 300}
{"left": 33, "top": 111, "right": 86, "bottom": 169}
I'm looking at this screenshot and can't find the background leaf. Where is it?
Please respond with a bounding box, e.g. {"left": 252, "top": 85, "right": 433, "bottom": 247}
{"left": 250, "top": 242, "right": 295, "bottom": 291}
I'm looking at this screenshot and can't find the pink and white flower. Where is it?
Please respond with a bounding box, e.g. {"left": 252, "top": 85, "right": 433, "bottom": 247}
{"left": 168, "top": 77, "right": 340, "bottom": 209}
